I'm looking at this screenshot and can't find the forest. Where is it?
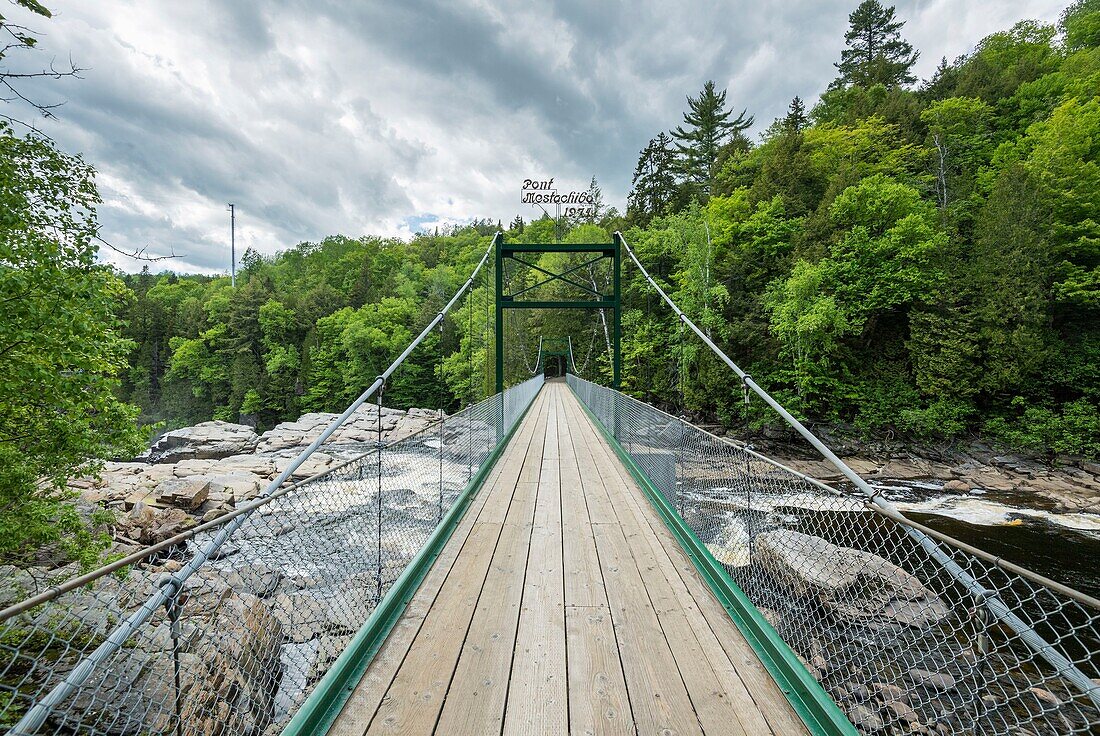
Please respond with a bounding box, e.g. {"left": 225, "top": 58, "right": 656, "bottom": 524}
{"left": 2, "top": 0, "right": 1099, "bottom": 563}
{"left": 118, "top": 0, "right": 1100, "bottom": 459}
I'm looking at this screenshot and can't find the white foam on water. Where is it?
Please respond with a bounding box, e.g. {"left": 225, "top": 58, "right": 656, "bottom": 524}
{"left": 687, "top": 486, "right": 1100, "bottom": 535}
{"left": 896, "top": 496, "right": 1100, "bottom": 532}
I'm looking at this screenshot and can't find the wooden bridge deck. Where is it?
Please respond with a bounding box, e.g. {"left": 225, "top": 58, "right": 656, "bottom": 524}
{"left": 330, "top": 382, "right": 808, "bottom": 735}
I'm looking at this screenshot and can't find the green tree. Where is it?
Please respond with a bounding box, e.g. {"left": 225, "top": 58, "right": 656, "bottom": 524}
{"left": 951, "top": 21, "right": 1059, "bottom": 105}
{"left": 671, "top": 81, "right": 753, "bottom": 197}
{"left": 1061, "top": 0, "right": 1100, "bottom": 51}
{"left": 920, "top": 97, "right": 994, "bottom": 223}
{"left": 628, "top": 132, "right": 679, "bottom": 225}
{"left": 1019, "top": 97, "right": 1100, "bottom": 310}
{"left": 0, "top": 125, "right": 144, "bottom": 567}
{"left": 765, "top": 260, "right": 851, "bottom": 402}
{"left": 783, "top": 96, "right": 808, "bottom": 132}
{"left": 834, "top": 0, "right": 919, "bottom": 88}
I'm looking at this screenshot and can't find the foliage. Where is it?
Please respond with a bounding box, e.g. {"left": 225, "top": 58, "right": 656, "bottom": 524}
{"left": 628, "top": 132, "right": 679, "bottom": 226}
{"left": 112, "top": 0, "right": 1100, "bottom": 463}
{"left": 0, "top": 125, "right": 144, "bottom": 567}
{"left": 833, "top": 0, "right": 919, "bottom": 88}
{"left": 614, "top": 0, "right": 1100, "bottom": 458}
{"left": 670, "top": 80, "right": 753, "bottom": 199}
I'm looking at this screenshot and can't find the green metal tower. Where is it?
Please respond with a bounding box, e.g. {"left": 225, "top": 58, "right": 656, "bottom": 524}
{"left": 495, "top": 233, "right": 622, "bottom": 393}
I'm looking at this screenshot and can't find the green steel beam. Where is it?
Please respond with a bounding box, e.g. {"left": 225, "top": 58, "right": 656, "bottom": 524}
{"left": 506, "top": 255, "right": 605, "bottom": 299}
{"left": 280, "top": 386, "right": 542, "bottom": 736}
{"left": 501, "top": 299, "right": 614, "bottom": 310}
{"left": 495, "top": 236, "right": 504, "bottom": 394}
{"left": 568, "top": 383, "right": 857, "bottom": 736}
{"left": 495, "top": 239, "right": 620, "bottom": 390}
{"left": 612, "top": 233, "right": 622, "bottom": 389}
{"left": 501, "top": 242, "right": 616, "bottom": 254}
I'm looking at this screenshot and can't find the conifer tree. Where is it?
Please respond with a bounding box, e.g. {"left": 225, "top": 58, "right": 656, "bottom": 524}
{"left": 670, "top": 80, "right": 753, "bottom": 197}
{"left": 783, "top": 96, "right": 808, "bottom": 132}
{"left": 583, "top": 175, "right": 605, "bottom": 223}
{"left": 834, "top": 0, "right": 919, "bottom": 88}
{"left": 627, "top": 132, "right": 678, "bottom": 225}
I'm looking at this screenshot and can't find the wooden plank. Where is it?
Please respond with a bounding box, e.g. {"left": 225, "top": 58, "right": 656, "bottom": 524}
{"left": 566, "top": 392, "right": 809, "bottom": 736}
{"left": 330, "top": 395, "right": 549, "bottom": 735}
{"left": 591, "top": 452, "right": 784, "bottom": 734}
{"left": 503, "top": 387, "right": 567, "bottom": 735}
{"left": 480, "top": 395, "right": 548, "bottom": 525}
{"left": 591, "top": 519, "right": 703, "bottom": 736}
{"left": 638, "top": 512, "right": 810, "bottom": 735}
{"left": 608, "top": 517, "right": 753, "bottom": 735}
{"left": 431, "top": 408, "right": 547, "bottom": 733}
{"left": 359, "top": 399, "right": 550, "bottom": 735}
{"left": 564, "top": 398, "right": 761, "bottom": 735}
{"left": 362, "top": 521, "right": 503, "bottom": 735}
{"left": 559, "top": 392, "right": 606, "bottom": 609}
{"left": 566, "top": 605, "right": 636, "bottom": 736}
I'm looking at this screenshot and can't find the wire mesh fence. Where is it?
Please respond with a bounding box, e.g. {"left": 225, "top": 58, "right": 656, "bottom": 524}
{"left": 0, "top": 374, "right": 543, "bottom": 735}
{"left": 569, "top": 373, "right": 1100, "bottom": 736}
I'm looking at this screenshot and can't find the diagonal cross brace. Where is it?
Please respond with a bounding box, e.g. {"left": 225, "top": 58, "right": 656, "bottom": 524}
{"left": 506, "top": 254, "right": 607, "bottom": 299}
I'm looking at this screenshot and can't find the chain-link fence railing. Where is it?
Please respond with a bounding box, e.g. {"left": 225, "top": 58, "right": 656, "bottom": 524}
{"left": 0, "top": 374, "right": 543, "bottom": 735}
{"left": 569, "top": 373, "right": 1100, "bottom": 736}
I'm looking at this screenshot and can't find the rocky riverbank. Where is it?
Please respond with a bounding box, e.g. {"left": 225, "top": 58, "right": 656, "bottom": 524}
{"left": 3, "top": 403, "right": 462, "bottom": 735}
{"left": 67, "top": 404, "right": 444, "bottom": 548}
{"left": 772, "top": 450, "right": 1100, "bottom": 515}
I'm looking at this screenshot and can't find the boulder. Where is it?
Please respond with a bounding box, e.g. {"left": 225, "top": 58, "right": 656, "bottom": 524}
{"left": 276, "top": 453, "right": 336, "bottom": 481}
{"left": 172, "top": 458, "right": 219, "bottom": 477}
{"left": 23, "top": 567, "right": 282, "bottom": 735}
{"left": 256, "top": 405, "right": 434, "bottom": 453}
{"left": 846, "top": 704, "right": 884, "bottom": 732}
{"left": 217, "top": 453, "right": 277, "bottom": 478}
{"left": 140, "top": 421, "right": 259, "bottom": 464}
{"left": 755, "top": 529, "right": 949, "bottom": 627}
{"left": 155, "top": 477, "right": 212, "bottom": 510}
{"left": 388, "top": 409, "right": 440, "bottom": 443}
{"left": 943, "top": 479, "right": 970, "bottom": 493}
{"left": 257, "top": 413, "right": 339, "bottom": 453}
{"left": 118, "top": 505, "right": 197, "bottom": 544}
{"left": 907, "top": 668, "right": 957, "bottom": 691}
{"left": 202, "top": 471, "right": 264, "bottom": 501}
{"left": 1029, "top": 687, "right": 1061, "bottom": 706}
{"left": 874, "top": 458, "right": 935, "bottom": 480}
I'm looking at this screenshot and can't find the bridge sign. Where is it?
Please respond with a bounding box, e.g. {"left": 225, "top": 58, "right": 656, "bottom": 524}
{"left": 521, "top": 178, "right": 595, "bottom": 220}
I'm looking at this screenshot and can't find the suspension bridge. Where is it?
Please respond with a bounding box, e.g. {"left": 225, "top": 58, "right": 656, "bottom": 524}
{"left": 2, "top": 234, "right": 1099, "bottom": 735}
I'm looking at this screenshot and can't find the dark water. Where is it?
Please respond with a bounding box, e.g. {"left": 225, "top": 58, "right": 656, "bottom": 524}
{"left": 910, "top": 511, "right": 1100, "bottom": 600}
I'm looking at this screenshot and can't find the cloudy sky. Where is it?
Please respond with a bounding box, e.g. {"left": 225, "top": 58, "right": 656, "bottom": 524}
{"left": 11, "top": 0, "right": 1067, "bottom": 273}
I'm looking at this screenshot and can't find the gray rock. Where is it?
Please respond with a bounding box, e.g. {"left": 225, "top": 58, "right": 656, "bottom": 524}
{"left": 847, "top": 704, "right": 884, "bottom": 732}
{"left": 228, "top": 564, "right": 283, "bottom": 598}
{"left": 756, "top": 529, "right": 949, "bottom": 627}
{"left": 885, "top": 700, "right": 919, "bottom": 723}
{"left": 140, "top": 421, "right": 259, "bottom": 464}
{"left": 872, "top": 682, "right": 905, "bottom": 702}
{"left": 907, "top": 668, "right": 957, "bottom": 691}
{"left": 0, "top": 565, "right": 44, "bottom": 608}
{"left": 217, "top": 453, "right": 277, "bottom": 478}
{"left": 1029, "top": 687, "right": 1061, "bottom": 706}
{"left": 155, "top": 477, "right": 211, "bottom": 510}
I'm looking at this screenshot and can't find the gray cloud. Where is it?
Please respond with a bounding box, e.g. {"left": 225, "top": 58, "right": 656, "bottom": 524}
{"left": 8, "top": 0, "right": 1067, "bottom": 273}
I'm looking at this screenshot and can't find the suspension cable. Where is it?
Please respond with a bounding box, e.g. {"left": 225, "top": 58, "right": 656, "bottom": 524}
{"left": 437, "top": 315, "right": 445, "bottom": 523}
{"left": 5, "top": 231, "right": 506, "bottom": 734}
{"left": 615, "top": 230, "right": 1100, "bottom": 707}
{"left": 1, "top": 232, "right": 504, "bottom": 624}
{"left": 533, "top": 336, "right": 543, "bottom": 375}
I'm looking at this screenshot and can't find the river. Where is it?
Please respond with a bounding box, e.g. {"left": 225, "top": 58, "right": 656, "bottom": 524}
{"left": 874, "top": 479, "right": 1100, "bottom": 599}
